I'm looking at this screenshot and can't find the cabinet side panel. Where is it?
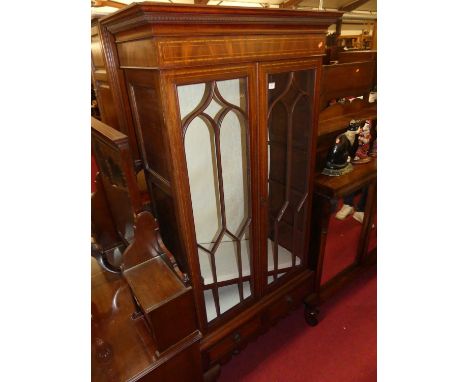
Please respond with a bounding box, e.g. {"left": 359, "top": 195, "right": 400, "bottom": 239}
{"left": 91, "top": 31, "right": 106, "bottom": 68}
{"left": 137, "top": 340, "right": 203, "bottom": 382}
{"left": 151, "top": 183, "right": 188, "bottom": 272}
{"left": 125, "top": 69, "right": 188, "bottom": 272}
{"left": 92, "top": 25, "right": 120, "bottom": 130}
{"left": 126, "top": 71, "right": 170, "bottom": 180}
{"left": 94, "top": 81, "right": 120, "bottom": 129}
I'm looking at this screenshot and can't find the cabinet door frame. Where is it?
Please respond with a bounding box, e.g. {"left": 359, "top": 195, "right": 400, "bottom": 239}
{"left": 257, "top": 58, "right": 323, "bottom": 294}
{"left": 160, "top": 64, "right": 260, "bottom": 332}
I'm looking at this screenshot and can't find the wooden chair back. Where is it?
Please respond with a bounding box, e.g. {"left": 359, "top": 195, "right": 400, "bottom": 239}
{"left": 91, "top": 117, "right": 143, "bottom": 246}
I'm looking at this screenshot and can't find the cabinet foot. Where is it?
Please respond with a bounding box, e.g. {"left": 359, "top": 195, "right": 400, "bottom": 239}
{"left": 304, "top": 305, "right": 319, "bottom": 327}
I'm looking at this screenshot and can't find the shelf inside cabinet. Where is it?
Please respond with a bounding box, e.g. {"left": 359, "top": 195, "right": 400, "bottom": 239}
{"left": 198, "top": 239, "right": 301, "bottom": 287}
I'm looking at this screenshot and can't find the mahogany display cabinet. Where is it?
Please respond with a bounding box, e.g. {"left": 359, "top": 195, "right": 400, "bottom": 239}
{"left": 98, "top": 3, "right": 341, "bottom": 377}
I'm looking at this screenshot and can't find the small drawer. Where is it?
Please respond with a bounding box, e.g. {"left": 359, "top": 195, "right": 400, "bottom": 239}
{"left": 206, "top": 316, "right": 261, "bottom": 364}
{"left": 265, "top": 283, "right": 309, "bottom": 323}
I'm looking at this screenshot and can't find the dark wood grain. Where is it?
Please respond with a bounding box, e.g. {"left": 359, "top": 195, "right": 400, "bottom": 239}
{"left": 92, "top": 19, "right": 120, "bottom": 129}
{"left": 337, "top": 50, "right": 377, "bottom": 63}
{"left": 92, "top": 258, "right": 203, "bottom": 382}
{"left": 117, "top": 35, "right": 327, "bottom": 70}
{"left": 318, "top": 100, "right": 377, "bottom": 137}
{"left": 95, "top": 17, "right": 142, "bottom": 162}
{"left": 125, "top": 257, "right": 185, "bottom": 308}
{"left": 95, "top": 2, "right": 339, "bottom": 375}
{"left": 121, "top": 210, "right": 198, "bottom": 352}
{"left": 314, "top": 158, "right": 377, "bottom": 199}
{"left": 92, "top": 171, "right": 122, "bottom": 252}
{"left": 319, "top": 61, "right": 376, "bottom": 111}
{"left": 92, "top": 116, "right": 143, "bottom": 245}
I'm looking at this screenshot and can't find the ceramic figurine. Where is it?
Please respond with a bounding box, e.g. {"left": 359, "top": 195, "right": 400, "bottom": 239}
{"left": 322, "top": 119, "right": 362, "bottom": 176}
{"left": 352, "top": 120, "right": 372, "bottom": 164}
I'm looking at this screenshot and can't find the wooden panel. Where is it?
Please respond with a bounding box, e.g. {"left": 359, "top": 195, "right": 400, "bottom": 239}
{"left": 205, "top": 316, "right": 261, "bottom": 365}
{"left": 158, "top": 35, "right": 325, "bottom": 68}
{"left": 92, "top": 20, "right": 123, "bottom": 134}
{"left": 93, "top": 70, "right": 107, "bottom": 82}
{"left": 102, "top": 4, "right": 342, "bottom": 36}
{"left": 150, "top": 183, "right": 189, "bottom": 273}
{"left": 92, "top": 171, "right": 122, "bottom": 251}
{"left": 126, "top": 70, "right": 171, "bottom": 182}
{"left": 314, "top": 158, "right": 377, "bottom": 199}
{"left": 125, "top": 256, "right": 186, "bottom": 310}
{"left": 264, "top": 278, "right": 310, "bottom": 323}
{"left": 320, "top": 61, "right": 375, "bottom": 109}
{"left": 149, "top": 291, "right": 199, "bottom": 354}
{"left": 337, "top": 50, "right": 377, "bottom": 63}
{"left": 91, "top": 117, "right": 142, "bottom": 244}
{"left": 117, "top": 38, "right": 159, "bottom": 68}
{"left": 199, "top": 269, "right": 315, "bottom": 371}
{"left": 136, "top": 340, "right": 203, "bottom": 382}
{"left": 322, "top": 62, "right": 375, "bottom": 93}
{"left": 94, "top": 81, "right": 120, "bottom": 129}
{"left": 317, "top": 102, "right": 377, "bottom": 138}
{"left": 125, "top": 257, "right": 198, "bottom": 353}
{"left": 118, "top": 35, "right": 325, "bottom": 69}
{"left": 91, "top": 33, "right": 106, "bottom": 69}
{"left": 95, "top": 17, "right": 143, "bottom": 161}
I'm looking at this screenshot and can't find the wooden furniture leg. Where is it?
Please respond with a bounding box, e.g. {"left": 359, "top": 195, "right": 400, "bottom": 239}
{"left": 356, "top": 180, "right": 377, "bottom": 264}
{"left": 304, "top": 193, "right": 332, "bottom": 325}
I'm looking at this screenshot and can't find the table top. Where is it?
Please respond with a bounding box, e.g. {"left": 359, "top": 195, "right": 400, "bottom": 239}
{"left": 124, "top": 256, "right": 186, "bottom": 313}
{"left": 91, "top": 258, "right": 158, "bottom": 382}
{"left": 314, "top": 158, "right": 377, "bottom": 199}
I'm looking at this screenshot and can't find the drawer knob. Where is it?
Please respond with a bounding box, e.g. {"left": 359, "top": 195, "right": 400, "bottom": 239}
{"left": 233, "top": 332, "right": 241, "bottom": 343}
{"left": 286, "top": 295, "right": 293, "bottom": 305}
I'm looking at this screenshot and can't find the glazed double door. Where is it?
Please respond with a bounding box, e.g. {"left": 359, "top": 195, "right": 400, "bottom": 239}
{"left": 165, "top": 59, "right": 320, "bottom": 329}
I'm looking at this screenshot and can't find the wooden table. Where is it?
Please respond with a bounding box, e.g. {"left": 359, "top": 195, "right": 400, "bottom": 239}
{"left": 308, "top": 158, "right": 377, "bottom": 304}
{"left": 91, "top": 258, "right": 202, "bottom": 382}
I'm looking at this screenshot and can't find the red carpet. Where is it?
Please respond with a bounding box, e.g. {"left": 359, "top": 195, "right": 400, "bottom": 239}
{"left": 218, "top": 265, "right": 377, "bottom": 382}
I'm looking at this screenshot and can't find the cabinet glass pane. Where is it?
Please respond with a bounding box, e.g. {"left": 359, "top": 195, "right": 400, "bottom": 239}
{"left": 178, "top": 78, "right": 252, "bottom": 323}
{"left": 266, "top": 69, "right": 315, "bottom": 285}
